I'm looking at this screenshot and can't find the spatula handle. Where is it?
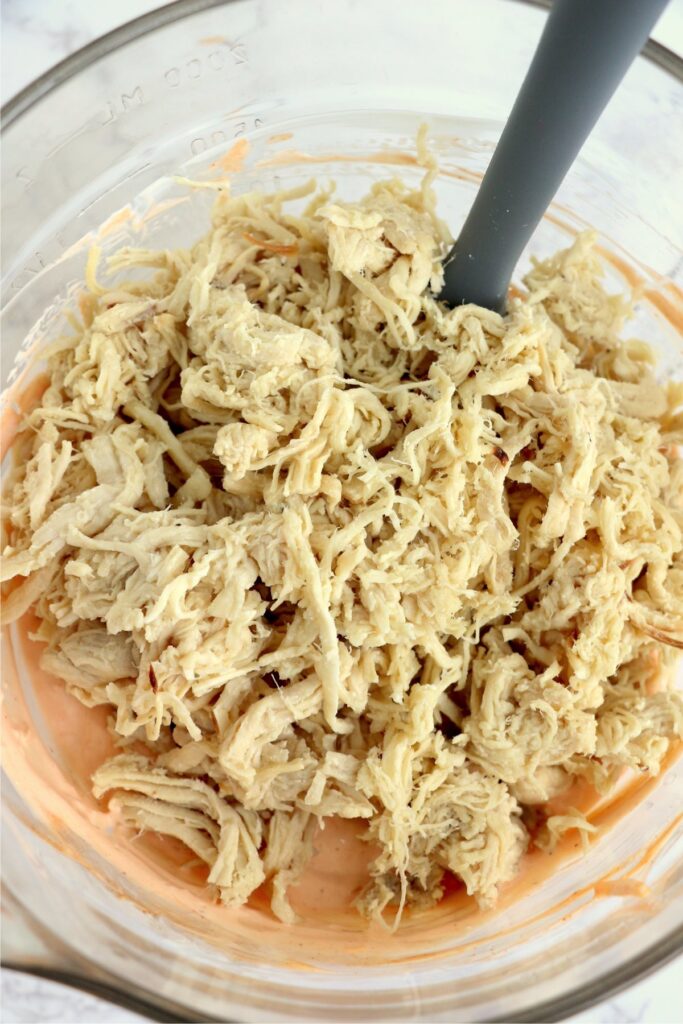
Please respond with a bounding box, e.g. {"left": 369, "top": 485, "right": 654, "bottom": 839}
{"left": 440, "top": 0, "right": 669, "bottom": 312}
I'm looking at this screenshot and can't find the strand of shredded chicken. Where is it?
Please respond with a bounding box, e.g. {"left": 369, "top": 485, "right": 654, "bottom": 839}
{"left": 2, "top": 143, "right": 682, "bottom": 925}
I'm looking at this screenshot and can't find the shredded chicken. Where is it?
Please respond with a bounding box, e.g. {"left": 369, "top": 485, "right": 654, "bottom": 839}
{"left": 2, "top": 141, "right": 682, "bottom": 925}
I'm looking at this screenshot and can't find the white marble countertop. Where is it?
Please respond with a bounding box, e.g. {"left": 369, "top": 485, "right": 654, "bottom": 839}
{"left": 2, "top": 0, "right": 682, "bottom": 106}
{"left": 2, "top": 2, "right": 683, "bottom": 1022}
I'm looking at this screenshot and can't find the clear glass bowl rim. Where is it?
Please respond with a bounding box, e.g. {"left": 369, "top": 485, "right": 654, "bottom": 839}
{"left": 1, "top": 1, "right": 682, "bottom": 1021}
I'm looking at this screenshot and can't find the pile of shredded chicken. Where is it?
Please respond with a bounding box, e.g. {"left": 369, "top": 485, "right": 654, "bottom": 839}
{"left": 2, "top": 148, "right": 682, "bottom": 924}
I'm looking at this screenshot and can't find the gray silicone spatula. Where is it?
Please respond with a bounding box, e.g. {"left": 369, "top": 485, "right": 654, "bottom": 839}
{"left": 439, "top": 0, "right": 669, "bottom": 312}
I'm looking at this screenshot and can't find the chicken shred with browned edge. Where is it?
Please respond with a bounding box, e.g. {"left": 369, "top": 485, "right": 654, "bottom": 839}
{"left": 2, "top": 138, "right": 682, "bottom": 924}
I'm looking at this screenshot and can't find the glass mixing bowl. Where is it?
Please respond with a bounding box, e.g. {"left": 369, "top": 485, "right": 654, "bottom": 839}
{"left": 2, "top": 1, "right": 682, "bottom": 1020}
